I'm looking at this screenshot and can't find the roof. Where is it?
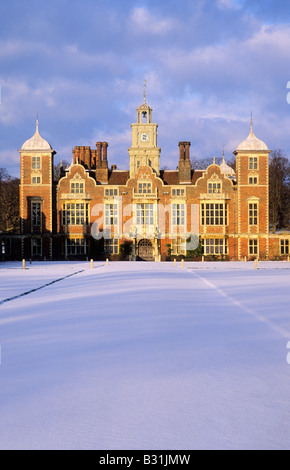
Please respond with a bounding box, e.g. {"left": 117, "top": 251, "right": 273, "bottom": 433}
{"left": 108, "top": 170, "right": 130, "bottom": 185}
{"left": 161, "top": 170, "right": 179, "bottom": 185}
{"left": 106, "top": 168, "right": 205, "bottom": 186}
{"left": 21, "top": 121, "right": 52, "bottom": 152}
{"left": 192, "top": 170, "right": 204, "bottom": 184}
{"left": 161, "top": 170, "right": 204, "bottom": 185}
{"left": 236, "top": 123, "right": 268, "bottom": 152}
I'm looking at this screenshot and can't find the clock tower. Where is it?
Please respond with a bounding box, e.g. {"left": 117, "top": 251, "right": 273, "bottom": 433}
{"left": 129, "top": 83, "right": 161, "bottom": 177}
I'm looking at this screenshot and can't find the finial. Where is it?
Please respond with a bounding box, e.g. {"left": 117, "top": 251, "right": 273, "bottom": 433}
{"left": 213, "top": 156, "right": 216, "bottom": 165}
{"left": 36, "top": 113, "right": 39, "bottom": 132}
{"left": 250, "top": 111, "right": 253, "bottom": 135}
{"left": 223, "top": 145, "right": 225, "bottom": 163}
{"left": 143, "top": 79, "right": 146, "bottom": 104}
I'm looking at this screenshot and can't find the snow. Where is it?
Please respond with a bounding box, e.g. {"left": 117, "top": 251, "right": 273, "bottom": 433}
{"left": 0, "top": 260, "right": 290, "bottom": 450}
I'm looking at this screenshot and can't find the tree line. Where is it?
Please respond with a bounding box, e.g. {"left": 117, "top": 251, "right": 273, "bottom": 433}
{"left": 0, "top": 168, "right": 20, "bottom": 233}
{"left": 0, "top": 152, "right": 289, "bottom": 233}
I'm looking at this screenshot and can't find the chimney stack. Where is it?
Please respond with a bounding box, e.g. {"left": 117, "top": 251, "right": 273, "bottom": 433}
{"left": 185, "top": 142, "right": 191, "bottom": 160}
{"left": 96, "top": 142, "right": 102, "bottom": 168}
{"left": 179, "top": 142, "right": 185, "bottom": 161}
{"left": 178, "top": 141, "right": 192, "bottom": 183}
{"left": 102, "top": 142, "right": 108, "bottom": 169}
{"left": 85, "top": 146, "right": 91, "bottom": 168}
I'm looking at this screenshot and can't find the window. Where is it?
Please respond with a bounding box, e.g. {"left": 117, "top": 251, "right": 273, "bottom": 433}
{"left": 32, "top": 202, "right": 41, "bottom": 227}
{"left": 105, "top": 203, "right": 118, "bottom": 226}
{"left": 172, "top": 188, "right": 185, "bottom": 197}
{"left": 201, "top": 203, "right": 227, "bottom": 226}
{"left": 62, "top": 203, "right": 89, "bottom": 226}
{"left": 171, "top": 237, "right": 186, "bottom": 256}
{"left": 138, "top": 182, "right": 152, "bottom": 194}
{"left": 71, "top": 181, "right": 84, "bottom": 194}
{"left": 65, "top": 238, "right": 87, "bottom": 255}
{"left": 249, "top": 157, "right": 258, "bottom": 170}
{"left": 172, "top": 204, "right": 186, "bottom": 226}
{"left": 105, "top": 188, "right": 118, "bottom": 197}
{"left": 104, "top": 239, "right": 119, "bottom": 255}
{"left": 249, "top": 239, "right": 258, "bottom": 256}
{"left": 32, "top": 238, "right": 42, "bottom": 256}
{"left": 203, "top": 238, "right": 228, "bottom": 256}
{"left": 281, "top": 239, "right": 289, "bottom": 256}
{"left": 249, "top": 176, "right": 258, "bottom": 185}
{"left": 249, "top": 203, "right": 258, "bottom": 226}
{"left": 136, "top": 204, "right": 154, "bottom": 226}
{"left": 32, "top": 156, "right": 41, "bottom": 170}
{"left": 208, "top": 182, "right": 222, "bottom": 194}
{"left": 32, "top": 176, "right": 41, "bottom": 184}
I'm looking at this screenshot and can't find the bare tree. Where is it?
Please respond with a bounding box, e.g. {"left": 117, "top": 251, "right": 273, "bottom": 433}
{"left": 0, "top": 170, "right": 20, "bottom": 232}
{"left": 0, "top": 168, "right": 9, "bottom": 183}
{"left": 53, "top": 160, "right": 70, "bottom": 182}
{"left": 191, "top": 157, "right": 222, "bottom": 171}
{"left": 269, "top": 150, "right": 290, "bottom": 233}
{"left": 226, "top": 157, "right": 236, "bottom": 172}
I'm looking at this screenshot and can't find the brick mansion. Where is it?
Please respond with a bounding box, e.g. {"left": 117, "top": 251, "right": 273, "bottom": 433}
{"left": 16, "top": 93, "right": 290, "bottom": 261}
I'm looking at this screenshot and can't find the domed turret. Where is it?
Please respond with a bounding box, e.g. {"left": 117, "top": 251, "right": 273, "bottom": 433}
{"left": 220, "top": 152, "right": 236, "bottom": 179}
{"left": 21, "top": 120, "right": 52, "bottom": 151}
{"left": 236, "top": 120, "right": 268, "bottom": 152}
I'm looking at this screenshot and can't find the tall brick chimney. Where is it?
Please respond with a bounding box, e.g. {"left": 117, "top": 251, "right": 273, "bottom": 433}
{"left": 84, "top": 146, "right": 91, "bottom": 168}
{"left": 102, "top": 142, "right": 108, "bottom": 169}
{"left": 96, "top": 142, "right": 102, "bottom": 168}
{"left": 179, "top": 142, "right": 185, "bottom": 161}
{"left": 95, "top": 141, "right": 109, "bottom": 184}
{"left": 185, "top": 142, "right": 191, "bottom": 161}
{"left": 73, "top": 146, "right": 80, "bottom": 164}
{"left": 178, "top": 141, "right": 191, "bottom": 183}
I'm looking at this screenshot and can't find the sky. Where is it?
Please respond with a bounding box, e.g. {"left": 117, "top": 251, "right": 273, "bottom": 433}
{"left": 1, "top": 0, "right": 290, "bottom": 177}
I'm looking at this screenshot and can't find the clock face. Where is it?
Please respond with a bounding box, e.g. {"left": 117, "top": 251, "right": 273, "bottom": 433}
{"left": 141, "top": 133, "right": 149, "bottom": 142}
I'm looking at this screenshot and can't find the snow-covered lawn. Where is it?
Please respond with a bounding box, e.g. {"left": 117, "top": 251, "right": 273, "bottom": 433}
{"left": 0, "top": 261, "right": 290, "bottom": 450}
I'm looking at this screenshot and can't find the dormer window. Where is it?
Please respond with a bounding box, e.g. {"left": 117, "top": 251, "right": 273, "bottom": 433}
{"left": 71, "top": 181, "right": 84, "bottom": 194}
{"left": 70, "top": 173, "right": 85, "bottom": 195}
{"left": 138, "top": 182, "right": 152, "bottom": 194}
{"left": 208, "top": 182, "right": 222, "bottom": 194}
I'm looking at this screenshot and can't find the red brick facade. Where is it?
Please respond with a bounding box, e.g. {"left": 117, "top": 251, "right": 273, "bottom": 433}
{"left": 19, "top": 107, "right": 290, "bottom": 261}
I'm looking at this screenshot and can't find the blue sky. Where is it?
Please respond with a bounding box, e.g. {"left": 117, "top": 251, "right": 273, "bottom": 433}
{"left": 1, "top": 0, "right": 290, "bottom": 176}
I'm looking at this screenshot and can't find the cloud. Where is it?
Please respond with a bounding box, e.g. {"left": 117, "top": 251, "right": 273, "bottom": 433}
{"left": 0, "top": 40, "right": 51, "bottom": 59}
{"left": 157, "top": 21, "right": 290, "bottom": 103}
{"left": 89, "top": 128, "right": 132, "bottom": 170}
{"left": 1, "top": 0, "right": 290, "bottom": 178}
{"left": 129, "top": 7, "right": 178, "bottom": 35}
{"left": 217, "top": 0, "right": 242, "bottom": 10}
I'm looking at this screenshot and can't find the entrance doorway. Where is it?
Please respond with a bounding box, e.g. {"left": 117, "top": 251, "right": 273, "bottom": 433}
{"left": 138, "top": 239, "right": 154, "bottom": 261}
